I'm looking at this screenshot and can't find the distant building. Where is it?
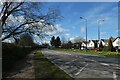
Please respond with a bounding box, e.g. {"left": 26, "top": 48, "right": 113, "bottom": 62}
{"left": 80, "top": 37, "right": 120, "bottom": 51}
{"left": 112, "top": 37, "right": 120, "bottom": 50}
{"left": 98, "top": 39, "right": 109, "bottom": 47}
{"left": 81, "top": 42, "right": 86, "bottom": 50}
{"left": 81, "top": 41, "right": 89, "bottom": 50}
{"left": 87, "top": 40, "right": 98, "bottom": 49}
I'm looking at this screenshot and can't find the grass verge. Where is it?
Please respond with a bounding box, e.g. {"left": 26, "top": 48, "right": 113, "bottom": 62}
{"left": 55, "top": 48, "right": 120, "bottom": 58}
{"left": 34, "top": 50, "right": 73, "bottom": 80}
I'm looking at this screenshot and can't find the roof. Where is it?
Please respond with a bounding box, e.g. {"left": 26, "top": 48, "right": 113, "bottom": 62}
{"left": 113, "top": 37, "right": 120, "bottom": 42}
{"left": 101, "top": 39, "right": 109, "bottom": 43}
{"left": 81, "top": 37, "right": 119, "bottom": 44}
{"left": 91, "top": 40, "right": 99, "bottom": 43}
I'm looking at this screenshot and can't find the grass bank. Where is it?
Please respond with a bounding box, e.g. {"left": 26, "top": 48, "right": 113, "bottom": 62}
{"left": 55, "top": 48, "right": 120, "bottom": 58}
{"left": 34, "top": 51, "right": 73, "bottom": 80}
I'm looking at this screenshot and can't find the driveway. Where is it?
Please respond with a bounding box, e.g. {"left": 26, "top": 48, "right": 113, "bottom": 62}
{"left": 42, "top": 49, "right": 120, "bottom": 79}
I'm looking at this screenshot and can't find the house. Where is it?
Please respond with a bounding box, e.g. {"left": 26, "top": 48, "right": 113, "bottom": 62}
{"left": 80, "top": 37, "right": 119, "bottom": 50}
{"left": 81, "top": 41, "right": 89, "bottom": 50}
{"left": 101, "top": 39, "right": 109, "bottom": 46}
{"left": 87, "top": 40, "right": 98, "bottom": 49}
{"left": 81, "top": 42, "right": 86, "bottom": 50}
{"left": 112, "top": 37, "right": 120, "bottom": 50}
{"left": 98, "top": 39, "right": 109, "bottom": 47}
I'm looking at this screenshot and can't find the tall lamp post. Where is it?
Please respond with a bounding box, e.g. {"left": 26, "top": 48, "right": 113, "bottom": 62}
{"left": 80, "top": 17, "right": 87, "bottom": 51}
{"left": 98, "top": 20, "right": 104, "bottom": 41}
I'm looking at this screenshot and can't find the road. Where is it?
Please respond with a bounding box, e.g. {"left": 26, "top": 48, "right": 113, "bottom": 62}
{"left": 42, "top": 49, "right": 120, "bottom": 79}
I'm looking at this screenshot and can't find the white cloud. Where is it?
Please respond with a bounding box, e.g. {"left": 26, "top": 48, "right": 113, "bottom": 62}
{"left": 73, "top": 36, "right": 85, "bottom": 42}
{"left": 6, "top": 15, "right": 25, "bottom": 26}
{"left": 43, "top": 24, "right": 69, "bottom": 35}
{"left": 41, "top": 38, "right": 50, "bottom": 44}
{"left": 59, "top": 26, "right": 69, "bottom": 32}
{"left": 64, "top": 33, "right": 75, "bottom": 41}
{"left": 64, "top": 34, "right": 85, "bottom": 42}
{"left": 100, "top": 32, "right": 106, "bottom": 34}
{"left": 17, "top": 16, "right": 25, "bottom": 23}
{"left": 64, "top": 34, "right": 73, "bottom": 39}
{"left": 69, "top": 37, "right": 75, "bottom": 41}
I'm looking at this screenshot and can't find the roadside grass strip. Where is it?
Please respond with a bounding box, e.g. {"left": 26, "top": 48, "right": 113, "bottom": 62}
{"left": 34, "top": 51, "right": 73, "bottom": 80}
{"left": 55, "top": 48, "right": 120, "bottom": 58}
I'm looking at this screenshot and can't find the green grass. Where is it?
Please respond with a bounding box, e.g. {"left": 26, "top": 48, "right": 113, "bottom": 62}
{"left": 55, "top": 48, "right": 120, "bottom": 58}
{"left": 34, "top": 51, "right": 73, "bottom": 80}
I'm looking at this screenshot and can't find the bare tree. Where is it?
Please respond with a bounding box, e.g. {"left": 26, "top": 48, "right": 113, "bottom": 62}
{"left": 0, "top": 1, "right": 62, "bottom": 41}
{"left": 74, "top": 37, "right": 85, "bottom": 43}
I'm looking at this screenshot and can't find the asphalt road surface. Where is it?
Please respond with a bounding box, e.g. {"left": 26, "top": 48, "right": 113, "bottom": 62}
{"left": 41, "top": 49, "right": 120, "bottom": 79}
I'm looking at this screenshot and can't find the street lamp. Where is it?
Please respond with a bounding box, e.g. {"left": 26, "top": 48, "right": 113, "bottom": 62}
{"left": 80, "top": 17, "right": 87, "bottom": 51}
{"left": 98, "top": 19, "right": 104, "bottom": 41}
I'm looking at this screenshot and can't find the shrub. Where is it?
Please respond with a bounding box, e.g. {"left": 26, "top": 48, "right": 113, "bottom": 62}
{"left": 99, "top": 41, "right": 104, "bottom": 51}
{"left": 107, "top": 37, "right": 114, "bottom": 52}
{"left": 102, "top": 47, "right": 108, "bottom": 51}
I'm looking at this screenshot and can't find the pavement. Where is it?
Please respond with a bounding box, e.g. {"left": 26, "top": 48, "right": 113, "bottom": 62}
{"left": 41, "top": 49, "right": 120, "bottom": 79}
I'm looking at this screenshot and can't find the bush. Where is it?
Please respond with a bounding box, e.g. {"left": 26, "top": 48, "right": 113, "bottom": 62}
{"left": 2, "top": 42, "right": 35, "bottom": 72}
{"left": 99, "top": 41, "right": 104, "bottom": 51}
{"left": 102, "top": 47, "right": 108, "bottom": 51}
{"left": 107, "top": 37, "right": 114, "bottom": 52}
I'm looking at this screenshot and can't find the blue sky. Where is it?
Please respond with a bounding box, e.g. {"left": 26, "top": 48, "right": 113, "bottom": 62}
{"left": 36, "top": 2, "right": 118, "bottom": 43}
{"left": 43, "top": 2, "right": 118, "bottom": 41}
{"left": 1, "top": 2, "right": 118, "bottom": 44}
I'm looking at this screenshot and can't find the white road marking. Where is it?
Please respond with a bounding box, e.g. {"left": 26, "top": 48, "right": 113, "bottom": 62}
{"left": 100, "top": 63, "right": 109, "bottom": 66}
{"left": 113, "top": 72, "right": 117, "bottom": 80}
{"left": 65, "top": 53, "right": 71, "bottom": 55}
{"left": 72, "top": 59, "right": 76, "bottom": 62}
{"left": 75, "top": 63, "right": 88, "bottom": 76}
{"left": 65, "top": 62, "right": 70, "bottom": 64}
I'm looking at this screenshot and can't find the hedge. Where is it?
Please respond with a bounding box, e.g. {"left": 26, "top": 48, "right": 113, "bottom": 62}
{"left": 2, "top": 42, "right": 35, "bottom": 72}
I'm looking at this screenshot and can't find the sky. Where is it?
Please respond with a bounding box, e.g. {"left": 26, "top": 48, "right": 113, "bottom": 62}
{"left": 40, "top": 2, "right": 118, "bottom": 43}
{"left": 1, "top": 2, "right": 118, "bottom": 44}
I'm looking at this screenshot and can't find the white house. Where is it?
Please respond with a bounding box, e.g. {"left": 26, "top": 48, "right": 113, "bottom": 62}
{"left": 81, "top": 37, "right": 120, "bottom": 50}
{"left": 113, "top": 37, "right": 120, "bottom": 50}
{"left": 98, "top": 39, "right": 109, "bottom": 47}
{"left": 81, "top": 42, "right": 87, "bottom": 50}
{"left": 101, "top": 39, "right": 109, "bottom": 46}
{"left": 87, "top": 40, "right": 98, "bottom": 49}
